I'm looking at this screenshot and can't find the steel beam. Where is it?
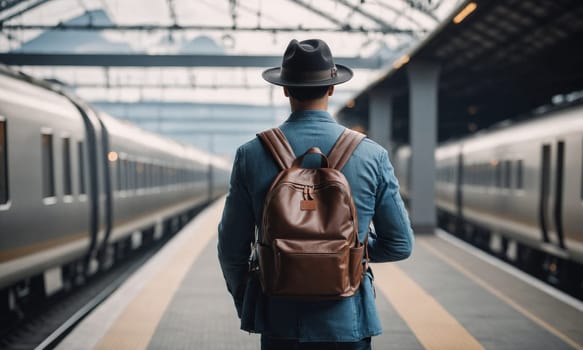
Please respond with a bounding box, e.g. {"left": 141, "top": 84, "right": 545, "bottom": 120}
{"left": 73, "top": 82, "right": 269, "bottom": 89}
{"left": 373, "top": 0, "right": 435, "bottom": 30}
{"left": 401, "top": 0, "right": 439, "bottom": 21}
{"left": 0, "top": 0, "right": 54, "bottom": 23}
{"left": 0, "top": 23, "right": 418, "bottom": 34}
{"left": 125, "top": 116, "right": 274, "bottom": 124}
{"left": 335, "top": 0, "right": 397, "bottom": 32}
{"left": 0, "top": 0, "right": 29, "bottom": 12}
{"left": 71, "top": 83, "right": 360, "bottom": 95}
{"left": 287, "top": 0, "right": 346, "bottom": 27}
{"left": 0, "top": 53, "right": 386, "bottom": 68}
{"left": 156, "top": 128, "right": 264, "bottom": 135}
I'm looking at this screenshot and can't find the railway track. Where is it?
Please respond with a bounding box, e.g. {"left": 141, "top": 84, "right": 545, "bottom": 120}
{"left": 0, "top": 241, "right": 165, "bottom": 350}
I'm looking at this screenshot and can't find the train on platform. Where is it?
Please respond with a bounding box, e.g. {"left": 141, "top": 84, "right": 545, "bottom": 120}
{"left": 0, "top": 66, "right": 231, "bottom": 315}
{"left": 395, "top": 103, "right": 583, "bottom": 298}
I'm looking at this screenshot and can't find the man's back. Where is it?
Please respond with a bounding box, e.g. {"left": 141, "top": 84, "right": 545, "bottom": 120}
{"left": 218, "top": 109, "right": 413, "bottom": 341}
{"left": 218, "top": 38, "right": 413, "bottom": 349}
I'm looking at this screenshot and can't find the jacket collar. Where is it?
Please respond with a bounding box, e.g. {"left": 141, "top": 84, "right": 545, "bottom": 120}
{"left": 285, "top": 110, "right": 337, "bottom": 123}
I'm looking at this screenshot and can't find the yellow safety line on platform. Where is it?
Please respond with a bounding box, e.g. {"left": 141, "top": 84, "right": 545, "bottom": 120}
{"left": 374, "top": 263, "right": 485, "bottom": 350}
{"left": 420, "top": 240, "right": 583, "bottom": 350}
{"left": 95, "top": 198, "right": 225, "bottom": 350}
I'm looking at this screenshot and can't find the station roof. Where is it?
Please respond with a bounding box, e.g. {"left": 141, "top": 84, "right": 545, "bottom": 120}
{"left": 337, "top": 0, "right": 583, "bottom": 143}
{"left": 0, "top": 0, "right": 462, "bottom": 108}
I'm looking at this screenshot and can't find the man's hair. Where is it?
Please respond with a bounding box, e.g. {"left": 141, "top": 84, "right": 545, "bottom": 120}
{"left": 286, "top": 85, "right": 330, "bottom": 101}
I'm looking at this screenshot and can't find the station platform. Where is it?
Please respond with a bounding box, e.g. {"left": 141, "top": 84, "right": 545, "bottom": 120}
{"left": 56, "top": 198, "right": 583, "bottom": 350}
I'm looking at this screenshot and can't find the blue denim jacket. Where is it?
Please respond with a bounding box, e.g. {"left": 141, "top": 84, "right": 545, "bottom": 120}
{"left": 218, "top": 110, "right": 414, "bottom": 342}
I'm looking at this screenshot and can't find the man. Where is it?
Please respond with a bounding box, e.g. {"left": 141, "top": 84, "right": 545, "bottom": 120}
{"left": 218, "top": 39, "right": 414, "bottom": 350}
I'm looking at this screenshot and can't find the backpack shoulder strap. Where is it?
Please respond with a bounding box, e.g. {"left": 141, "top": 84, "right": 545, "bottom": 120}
{"left": 328, "top": 128, "right": 366, "bottom": 170}
{"left": 257, "top": 127, "right": 296, "bottom": 170}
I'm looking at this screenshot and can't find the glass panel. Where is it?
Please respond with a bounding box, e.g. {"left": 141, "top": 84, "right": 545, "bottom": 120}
{"left": 0, "top": 120, "right": 7, "bottom": 204}
{"left": 124, "top": 159, "right": 130, "bottom": 190}
{"left": 137, "top": 161, "right": 143, "bottom": 189}
{"left": 504, "top": 160, "right": 512, "bottom": 188}
{"left": 495, "top": 161, "right": 501, "bottom": 188}
{"left": 62, "top": 137, "right": 72, "bottom": 195}
{"left": 78, "top": 142, "right": 86, "bottom": 195}
{"left": 42, "top": 133, "right": 55, "bottom": 198}
{"left": 117, "top": 156, "right": 122, "bottom": 191}
{"left": 516, "top": 160, "right": 523, "bottom": 189}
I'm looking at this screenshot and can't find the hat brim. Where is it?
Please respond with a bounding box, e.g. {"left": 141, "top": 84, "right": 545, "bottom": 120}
{"left": 262, "top": 64, "right": 353, "bottom": 87}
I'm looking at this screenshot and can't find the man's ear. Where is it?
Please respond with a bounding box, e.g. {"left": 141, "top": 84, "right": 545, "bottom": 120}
{"left": 283, "top": 86, "right": 289, "bottom": 97}
{"left": 328, "top": 85, "right": 334, "bottom": 96}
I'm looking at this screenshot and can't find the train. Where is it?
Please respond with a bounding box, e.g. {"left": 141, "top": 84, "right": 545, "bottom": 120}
{"left": 0, "top": 66, "right": 231, "bottom": 314}
{"left": 395, "top": 103, "right": 583, "bottom": 296}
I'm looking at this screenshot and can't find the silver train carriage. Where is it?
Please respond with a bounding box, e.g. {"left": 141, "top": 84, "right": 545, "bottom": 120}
{"left": 395, "top": 104, "right": 583, "bottom": 271}
{"left": 0, "top": 67, "right": 230, "bottom": 300}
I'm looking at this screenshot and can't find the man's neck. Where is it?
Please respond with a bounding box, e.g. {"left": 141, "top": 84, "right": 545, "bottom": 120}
{"left": 290, "top": 99, "right": 328, "bottom": 112}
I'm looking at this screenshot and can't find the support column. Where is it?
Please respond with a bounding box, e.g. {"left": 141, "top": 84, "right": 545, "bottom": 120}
{"left": 368, "top": 89, "right": 393, "bottom": 150}
{"left": 407, "top": 60, "right": 440, "bottom": 234}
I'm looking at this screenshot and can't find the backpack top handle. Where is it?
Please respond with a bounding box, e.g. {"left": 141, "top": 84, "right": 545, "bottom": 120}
{"left": 291, "top": 147, "right": 330, "bottom": 168}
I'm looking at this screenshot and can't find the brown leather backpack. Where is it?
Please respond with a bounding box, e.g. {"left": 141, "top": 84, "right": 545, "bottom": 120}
{"left": 254, "top": 127, "right": 368, "bottom": 299}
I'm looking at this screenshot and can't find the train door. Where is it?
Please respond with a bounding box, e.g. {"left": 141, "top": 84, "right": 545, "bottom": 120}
{"left": 539, "top": 141, "right": 565, "bottom": 249}
{"left": 65, "top": 96, "right": 108, "bottom": 271}
{"left": 554, "top": 141, "right": 565, "bottom": 249}
{"left": 456, "top": 152, "right": 463, "bottom": 222}
{"left": 455, "top": 149, "right": 464, "bottom": 232}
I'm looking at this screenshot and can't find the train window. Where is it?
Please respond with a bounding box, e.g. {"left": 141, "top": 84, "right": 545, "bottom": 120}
{"left": 157, "top": 165, "right": 161, "bottom": 187}
{"left": 116, "top": 156, "right": 122, "bottom": 191}
{"left": 143, "top": 163, "right": 148, "bottom": 188}
{"left": 516, "top": 160, "right": 523, "bottom": 189}
{"left": 78, "top": 142, "right": 86, "bottom": 195}
{"left": 495, "top": 161, "right": 501, "bottom": 188}
{"left": 134, "top": 161, "right": 139, "bottom": 189}
{"left": 42, "top": 133, "right": 55, "bottom": 198}
{"left": 121, "top": 159, "right": 127, "bottom": 190}
{"left": 127, "top": 160, "right": 134, "bottom": 190}
{"left": 0, "top": 119, "right": 8, "bottom": 204}
{"left": 125, "top": 159, "right": 130, "bottom": 190}
{"left": 136, "top": 161, "right": 143, "bottom": 189}
{"left": 127, "top": 160, "right": 132, "bottom": 190}
{"left": 504, "top": 160, "right": 512, "bottom": 188}
{"left": 62, "top": 137, "right": 72, "bottom": 196}
{"left": 133, "top": 161, "right": 137, "bottom": 189}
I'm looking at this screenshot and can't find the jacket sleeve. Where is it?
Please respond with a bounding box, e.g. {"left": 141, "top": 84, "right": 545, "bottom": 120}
{"left": 368, "top": 150, "right": 414, "bottom": 262}
{"left": 217, "top": 146, "right": 255, "bottom": 317}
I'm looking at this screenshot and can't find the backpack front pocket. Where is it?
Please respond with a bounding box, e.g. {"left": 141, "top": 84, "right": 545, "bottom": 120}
{"left": 272, "top": 239, "right": 350, "bottom": 297}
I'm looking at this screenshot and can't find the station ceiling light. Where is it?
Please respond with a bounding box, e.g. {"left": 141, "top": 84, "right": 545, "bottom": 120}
{"left": 453, "top": 2, "right": 477, "bottom": 24}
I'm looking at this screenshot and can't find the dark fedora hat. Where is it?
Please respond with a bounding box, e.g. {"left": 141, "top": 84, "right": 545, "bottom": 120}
{"left": 262, "top": 39, "right": 353, "bottom": 87}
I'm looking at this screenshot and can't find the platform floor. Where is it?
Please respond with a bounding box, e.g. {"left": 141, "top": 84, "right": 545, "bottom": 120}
{"left": 57, "top": 198, "right": 583, "bottom": 350}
